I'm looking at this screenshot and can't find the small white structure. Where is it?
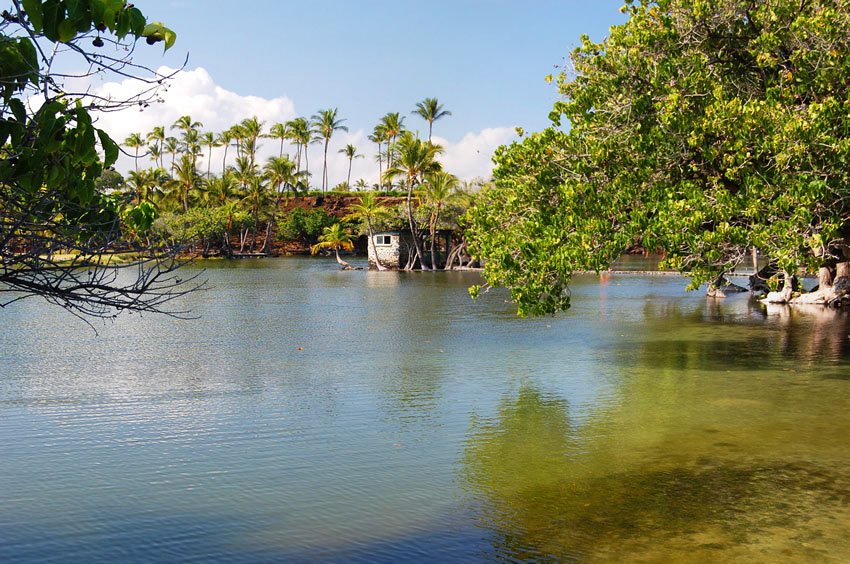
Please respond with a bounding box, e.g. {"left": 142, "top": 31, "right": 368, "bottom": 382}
{"left": 367, "top": 230, "right": 452, "bottom": 270}
{"left": 368, "top": 231, "right": 408, "bottom": 270}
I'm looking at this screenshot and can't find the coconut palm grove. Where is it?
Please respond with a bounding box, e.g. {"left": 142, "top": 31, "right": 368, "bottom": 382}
{"left": 3, "top": 1, "right": 850, "bottom": 562}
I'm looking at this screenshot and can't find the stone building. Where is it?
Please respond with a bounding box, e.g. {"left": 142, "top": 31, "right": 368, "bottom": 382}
{"left": 367, "top": 230, "right": 453, "bottom": 270}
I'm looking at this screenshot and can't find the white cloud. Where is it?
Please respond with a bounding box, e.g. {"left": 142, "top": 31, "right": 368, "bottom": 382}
{"left": 433, "top": 128, "right": 516, "bottom": 182}
{"left": 92, "top": 66, "right": 513, "bottom": 184}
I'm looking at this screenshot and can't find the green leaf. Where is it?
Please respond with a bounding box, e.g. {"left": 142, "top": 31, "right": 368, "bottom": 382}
{"left": 58, "top": 19, "right": 77, "bottom": 42}
{"left": 9, "top": 98, "right": 26, "bottom": 123}
{"left": 127, "top": 7, "right": 146, "bottom": 36}
{"left": 40, "top": 0, "right": 61, "bottom": 41}
{"left": 21, "top": 0, "right": 43, "bottom": 32}
{"left": 143, "top": 22, "right": 177, "bottom": 52}
{"left": 115, "top": 9, "right": 130, "bottom": 37}
{"left": 97, "top": 128, "right": 119, "bottom": 166}
{"left": 17, "top": 38, "right": 39, "bottom": 86}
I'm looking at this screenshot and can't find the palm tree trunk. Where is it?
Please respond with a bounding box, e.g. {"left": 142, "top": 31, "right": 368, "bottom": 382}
{"left": 405, "top": 178, "right": 428, "bottom": 270}
{"left": 366, "top": 218, "right": 387, "bottom": 271}
{"left": 333, "top": 248, "right": 353, "bottom": 269}
{"left": 347, "top": 157, "right": 353, "bottom": 188}
{"left": 322, "top": 139, "right": 329, "bottom": 194}
{"left": 430, "top": 210, "right": 439, "bottom": 270}
{"left": 378, "top": 143, "right": 384, "bottom": 189}
{"left": 304, "top": 148, "right": 310, "bottom": 190}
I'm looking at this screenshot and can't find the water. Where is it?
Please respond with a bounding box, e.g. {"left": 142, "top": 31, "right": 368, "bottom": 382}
{"left": 1, "top": 257, "right": 849, "bottom": 562}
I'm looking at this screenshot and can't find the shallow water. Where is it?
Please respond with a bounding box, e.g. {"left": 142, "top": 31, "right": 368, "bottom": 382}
{"left": 1, "top": 257, "right": 849, "bottom": 562}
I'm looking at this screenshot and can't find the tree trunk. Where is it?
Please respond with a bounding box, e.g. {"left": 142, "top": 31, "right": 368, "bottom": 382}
{"left": 322, "top": 140, "right": 329, "bottom": 194}
{"left": 304, "top": 149, "right": 309, "bottom": 190}
{"left": 429, "top": 209, "right": 440, "bottom": 270}
{"left": 763, "top": 271, "right": 794, "bottom": 303}
{"left": 376, "top": 142, "right": 382, "bottom": 190}
{"left": 347, "top": 158, "right": 353, "bottom": 188}
{"left": 405, "top": 179, "right": 428, "bottom": 271}
{"left": 366, "top": 218, "right": 387, "bottom": 271}
{"left": 334, "top": 248, "right": 355, "bottom": 270}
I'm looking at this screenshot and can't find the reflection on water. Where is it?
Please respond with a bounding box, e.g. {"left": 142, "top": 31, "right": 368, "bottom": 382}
{"left": 463, "top": 280, "right": 850, "bottom": 561}
{"left": 0, "top": 262, "right": 849, "bottom": 562}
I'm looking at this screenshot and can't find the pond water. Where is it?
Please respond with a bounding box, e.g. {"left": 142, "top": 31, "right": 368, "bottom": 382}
{"left": 1, "top": 257, "right": 849, "bottom": 562}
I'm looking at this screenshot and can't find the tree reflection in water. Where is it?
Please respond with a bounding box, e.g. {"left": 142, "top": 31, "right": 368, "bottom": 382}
{"left": 461, "top": 303, "right": 850, "bottom": 561}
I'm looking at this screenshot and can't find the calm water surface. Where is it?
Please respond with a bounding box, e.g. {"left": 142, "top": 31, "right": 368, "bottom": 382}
{"left": 1, "top": 257, "right": 849, "bottom": 562}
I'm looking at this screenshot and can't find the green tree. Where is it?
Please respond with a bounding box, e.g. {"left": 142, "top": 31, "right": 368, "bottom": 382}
{"left": 216, "top": 129, "right": 234, "bottom": 176}
{"left": 147, "top": 126, "right": 166, "bottom": 169}
{"left": 164, "top": 136, "right": 179, "bottom": 175}
{"left": 263, "top": 155, "right": 303, "bottom": 252}
{"left": 126, "top": 168, "right": 166, "bottom": 207}
{"left": 0, "top": 0, "right": 186, "bottom": 317}
{"left": 123, "top": 132, "right": 145, "bottom": 172}
{"left": 468, "top": 0, "right": 850, "bottom": 315}
{"left": 368, "top": 123, "right": 387, "bottom": 191}
{"left": 311, "top": 222, "right": 355, "bottom": 268}
{"left": 413, "top": 97, "right": 451, "bottom": 141}
{"left": 287, "top": 117, "right": 314, "bottom": 185}
{"left": 419, "top": 171, "right": 461, "bottom": 269}
{"left": 338, "top": 143, "right": 363, "bottom": 188}
{"left": 241, "top": 176, "right": 272, "bottom": 251}
{"left": 346, "top": 192, "right": 392, "bottom": 270}
{"left": 267, "top": 122, "right": 289, "bottom": 158}
{"left": 237, "top": 117, "right": 264, "bottom": 175}
{"left": 384, "top": 131, "right": 443, "bottom": 270}
{"left": 200, "top": 131, "right": 217, "bottom": 178}
{"left": 380, "top": 112, "right": 405, "bottom": 171}
{"left": 312, "top": 108, "right": 348, "bottom": 194}
{"left": 173, "top": 154, "right": 199, "bottom": 212}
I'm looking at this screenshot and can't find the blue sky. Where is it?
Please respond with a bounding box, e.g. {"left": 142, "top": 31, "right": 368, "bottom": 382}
{"left": 101, "top": 1, "right": 627, "bottom": 181}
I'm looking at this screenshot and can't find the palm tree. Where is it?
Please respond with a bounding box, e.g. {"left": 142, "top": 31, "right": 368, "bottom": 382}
{"left": 216, "top": 129, "right": 234, "bottom": 176}
{"left": 200, "top": 131, "right": 217, "bottom": 178}
{"left": 345, "top": 192, "right": 392, "bottom": 270}
{"left": 164, "top": 136, "right": 179, "bottom": 175}
{"left": 146, "top": 126, "right": 165, "bottom": 169}
{"left": 173, "top": 154, "right": 199, "bottom": 212}
{"left": 419, "top": 171, "right": 461, "bottom": 269}
{"left": 147, "top": 143, "right": 162, "bottom": 168}
{"left": 181, "top": 128, "right": 202, "bottom": 177}
{"left": 123, "top": 132, "right": 145, "bottom": 171}
{"left": 241, "top": 175, "right": 272, "bottom": 251}
{"left": 413, "top": 97, "right": 451, "bottom": 141}
{"left": 338, "top": 143, "right": 363, "bottom": 188}
{"left": 172, "top": 116, "right": 203, "bottom": 173}
{"left": 379, "top": 112, "right": 405, "bottom": 171}
{"left": 267, "top": 122, "right": 289, "bottom": 157}
{"left": 172, "top": 115, "right": 203, "bottom": 136}
{"left": 264, "top": 155, "right": 301, "bottom": 201}
{"left": 287, "top": 117, "right": 313, "bottom": 183}
{"left": 204, "top": 171, "right": 240, "bottom": 207}
{"left": 126, "top": 168, "right": 164, "bottom": 206}
{"left": 238, "top": 117, "right": 265, "bottom": 173}
{"left": 231, "top": 155, "right": 258, "bottom": 191}
{"left": 368, "top": 123, "right": 387, "bottom": 191}
{"left": 311, "top": 108, "right": 348, "bottom": 194}
{"left": 263, "top": 155, "right": 301, "bottom": 253}
{"left": 311, "top": 223, "right": 355, "bottom": 268}
{"left": 354, "top": 178, "right": 368, "bottom": 191}
{"left": 384, "top": 131, "right": 443, "bottom": 270}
